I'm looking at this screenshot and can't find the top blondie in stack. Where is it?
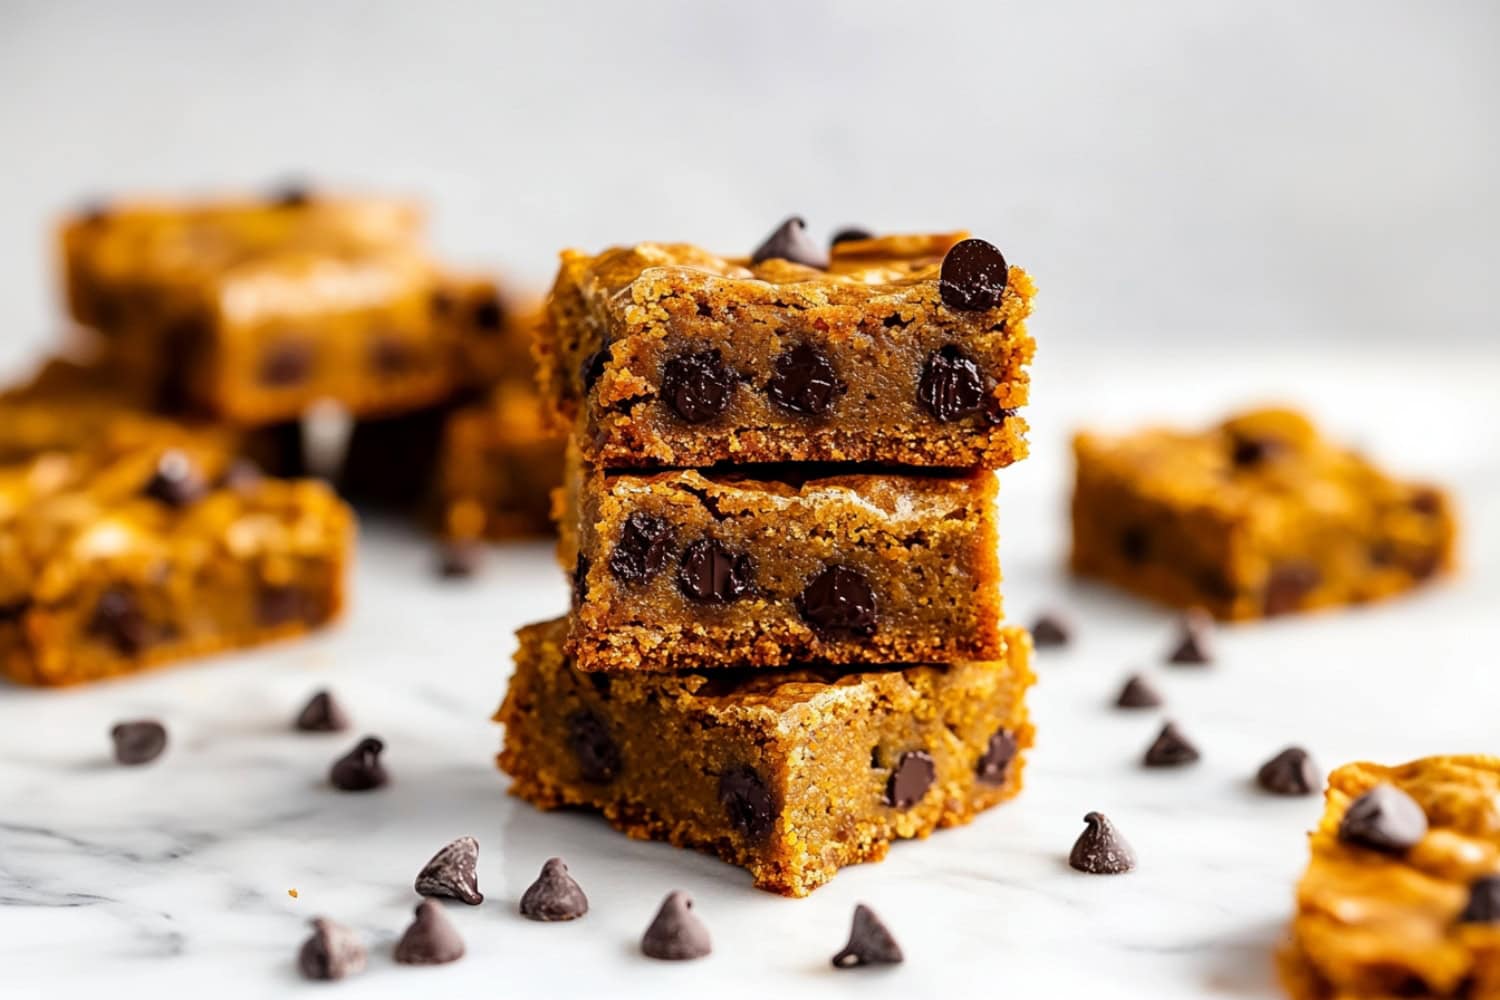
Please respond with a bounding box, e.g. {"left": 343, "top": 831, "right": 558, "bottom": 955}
{"left": 496, "top": 220, "right": 1040, "bottom": 895}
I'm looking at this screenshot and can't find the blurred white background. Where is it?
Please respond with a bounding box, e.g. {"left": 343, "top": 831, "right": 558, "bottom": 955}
{"left": 1, "top": 0, "right": 1497, "bottom": 378}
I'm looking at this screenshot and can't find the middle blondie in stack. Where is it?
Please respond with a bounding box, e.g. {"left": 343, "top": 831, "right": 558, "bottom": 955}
{"left": 497, "top": 221, "right": 1038, "bottom": 895}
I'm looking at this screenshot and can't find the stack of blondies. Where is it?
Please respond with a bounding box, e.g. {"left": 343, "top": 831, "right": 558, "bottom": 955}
{"left": 0, "top": 187, "right": 559, "bottom": 686}
{"left": 497, "top": 222, "right": 1039, "bottom": 895}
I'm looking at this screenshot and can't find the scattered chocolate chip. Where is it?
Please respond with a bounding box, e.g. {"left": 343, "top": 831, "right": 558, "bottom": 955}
{"left": 917, "top": 345, "right": 987, "bottom": 422}
{"left": 414, "top": 836, "right": 483, "bottom": 905}
{"left": 660, "top": 350, "right": 734, "bottom": 423}
{"left": 111, "top": 720, "right": 167, "bottom": 766}
{"left": 269, "top": 181, "right": 312, "bottom": 207}
{"left": 142, "top": 449, "right": 207, "bottom": 507}
{"left": 394, "top": 900, "right": 465, "bottom": 966}
{"left": 519, "top": 857, "right": 589, "bottom": 921}
{"left": 1030, "top": 612, "right": 1071, "bottom": 649}
{"left": 369, "top": 336, "right": 414, "bottom": 374}
{"left": 677, "top": 539, "right": 753, "bottom": 602}
{"left": 1143, "top": 722, "right": 1200, "bottom": 767}
{"left": 329, "top": 736, "right": 388, "bottom": 791}
{"left": 766, "top": 344, "right": 845, "bottom": 416}
{"left": 719, "top": 766, "right": 775, "bottom": 841}
{"left": 750, "top": 216, "right": 828, "bottom": 269}
{"left": 295, "top": 690, "right": 351, "bottom": 733}
{"left": 1338, "top": 784, "right": 1428, "bottom": 854}
{"left": 885, "top": 750, "right": 936, "bottom": 809}
{"left": 258, "top": 584, "right": 307, "bottom": 627}
{"left": 580, "top": 348, "right": 608, "bottom": 393}
{"left": 976, "top": 729, "right": 1018, "bottom": 784}
{"left": 298, "top": 917, "right": 366, "bottom": 981}
{"left": 640, "top": 891, "right": 711, "bottom": 961}
{"left": 609, "top": 513, "right": 676, "bottom": 583}
{"left": 831, "top": 904, "right": 904, "bottom": 968}
{"left": 89, "top": 588, "right": 149, "bottom": 655}
{"left": 1115, "top": 673, "right": 1163, "bottom": 709}
{"left": 471, "top": 294, "right": 504, "bottom": 332}
{"left": 938, "top": 238, "right": 1009, "bottom": 311}
{"left": 565, "top": 710, "right": 620, "bottom": 784}
{"left": 797, "top": 565, "right": 877, "bottom": 637}
{"left": 219, "top": 458, "right": 264, "bottom": 492}
{"left": 260, "top": 340, "right": 312, "bottom": 387}
{"left": 437, "top": 539, "right": 483, "bottom": 579}
{"left": 1069, "top": 811, "right": 1137, "bottom": 874}
{"left": 1264, "top": 563, "right": 1321, "bottom": 617}
{"left": 1256, "top": 747, "right": 1320, "bottom": 796}
{"left": 1166, "top": 609, "right": 1214, "bottom": 665}
{"left": 1120, "top": 526, "right": 1150, "bottom": 565}
{"left": 1230, "top": 434, "right": 1284, "bottom": 467}
{"left": 830, "top": 226, "right": 874, "bottom": 246}
{"left": 1459, "top": 876, "right": 1500, "bottom": 924}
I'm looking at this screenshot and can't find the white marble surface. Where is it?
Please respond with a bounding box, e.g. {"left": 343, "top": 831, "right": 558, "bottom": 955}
{"left": 2, "top": 350, "right": 1498, "bottom": 1000}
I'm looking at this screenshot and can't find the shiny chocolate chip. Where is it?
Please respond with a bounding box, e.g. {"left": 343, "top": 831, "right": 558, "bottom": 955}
{"left": 294, "top": 690, "right": 351, "bottom": 733}
{"left": 831, "top": 904, "right": 904, "bottom": 968}
{"left": 660, "top": 349, "right": 734, "bottom": 423}
{"left": 414, "top": 836, "right": 483, "bottom": 905}
{"left": 1115, "top": 673, "right": 1163, "bottom": 709}
{"left": 719, "top": 766, "right": 775, "bottom": 842}
{"left": 142, "top": 449, "right": 207, "bottom": 508}
{"left": 750, "top": 216, "right": 828, "bottom": 269}
{"left": 1143, "top": 722, "right": 1200, "bottom": 767}
{"left": 519, "top": 857, "right": 589, "bottom": 921}
{"left": 677, "top": 539, "right": 753, "bottom": 603}
{"left": 329, "top": 736, "right": 388, "bottom": 792}
{"left": 798, "top": 565, "right": 877, "bottom": 638}
{"left": 766, "top": 344, "right": 845, "bottom": 416}
{"left": 976, "top": 729, "right": 1019, "bottom": 784}
{"left": 917, "top": 345, "right": 987, "bottom": 422}
{"left": 111, "top": 720, "right": 168, "bottom": 766}
{"left": 565, "top": 710, "right": 620, "bottom": 784}
{"left": 1256, "top": 746, "right": 1320, "bottom": 796}
{"left": 885, "top": 750, "right": 936, "bottom": 809}
{"left": 1069, "top": 811, "right": 1136, "bottom": 874}
{"left": 608, "top": 513, "right": 676, "bottom": 583}
{"left": 938, "top": 238, "right": 1009, "bottom": 311}
{"left": 1338, "top": 784, "right": 1428, "bottom": 854}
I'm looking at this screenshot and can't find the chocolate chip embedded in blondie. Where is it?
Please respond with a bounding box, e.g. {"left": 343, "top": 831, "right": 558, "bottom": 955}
{"left": 496, "top": 617, "right": 1033, "bottom": 897}
{"left": 557, "top": 453, "right": 1003, "bottom": 673}
{"left": 0, "top": 444, "right": 353, "bottom": 686}
{"left": 1280, "top": 756, "right": 1500, "bottom": 1000}
{"left": 432, "top": 271, "right": 537, "bottom": 391}
{"left": 535, "top": 231, "right": 1035, "bottom": 468}
{"left": 1070, "top": 408, "right": 1457, "bottom": 619}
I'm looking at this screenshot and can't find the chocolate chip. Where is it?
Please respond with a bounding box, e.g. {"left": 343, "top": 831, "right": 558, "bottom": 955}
{"left": 1256, "top": 747, "right": 1320, "bottom": 796}
{"left": 609, "top": 513, "right": 676, "bottom": 583}
{"left": 329, "top": 736, "right": 388, "bottom": 791}
{"left": 1120, "top": 526, "right": 1150, "bottom": 565}
{"left": 1231, "top": 435, "right": 1283, "bottom": 467}
{"left": 1069, "top": 812, "right": 1137, "bottom": 874}
{"left": 719, "top": 766, "right": 775, "bottom": 841}
{"left": 1115, "top": 673, "right": 1163, "bottom": 709}
{"left": 660, "top": 349, "right": 734, "bottom": 423}
{"left": 269, "top": 181, "right": 312, "bottom": 207}
{"left": 437, "top": 540, "right": 483, "bottom": 579}
{"left": 1264, "top": 563, "right": 1321, "bottom": 617}
{"left": 1167, "top": 609, "right": 1214, "bottom": 665}
{"left": 111, "top": 720, "right": 167, "bottom": 766}
{"left": 1030, "top": 612, "right": 1071, "bottom": 649}
{"left": 414, "top": 836, "right": 483, "bottom": 905}
{"left": 917, "top": 345, "right": 987, "bottom": 422}
{"left": 885, "top": 750, "right": 936, "bottom": 809}
{"left": 831, "top": 904, "right": 904, "bottom": 968}
{"left": 565, "top": 710, "right": 620, "bottom": 784}
{"left": 1459, "top": 876, "right": 1500, "bottom": 924}
{"left": 1144, "top": 722, "right": 1200, "bottom": 767}
{"left": 798, "top": 565, "right": 877, "bottom": 638}
{"left": 258, "top": 584, "right": 307, "bottom": 627}
{"left": 519, "top": 857, "right": 589, "bottom": 921}
{"left": 394, "top": 900, "right": 465, "bottom": 966}
{"left": 369, "top": 336, "right": 414, "bottom": 374}
{"left": 89, "top": 588, "right": 149, "bottom": 656}
{"left": 939, "top": 238, "right": 1009, "bottom": 311}
{"left": 297, "top": 917, "right": 366, "bottom": 981}
{"left": 1338, "top": 784, "right": 1428, "bottom": 854}
{"left": 750, "top": 216, "right": 828, "bottom": 269}
{"left": 677, "top": 539, "right": 753, "bottom": 602}
{"left": 142, "top": 449, "right": 207, "bottom": 507}
{"left": 766, "top": 344, "right": 845, "bottom": 416}
{"left": 580, "top": 349, "right": 608, "bottom": 393}
{"left": 295, "top": 690, "right": 351, "bottom": 733}
{"left": 976, "top": 729, "right": 1018, "bottom": 784}
{"left": 640, "top": 891, "right": 711, "bottom": 961}
{"left": 471, "top": 294, "right": 504, "bottom": 332}
{"left": 219, "top": 458, "right": 264, "bottom": 492}
{"left": 830, "top": 226, "right": 874, "bottom": 246}
{"left": 260, "top": 340, "right": 312, "bottom": 387}
{"left": 0, "top": 599, "right": 29, "bottom": 624}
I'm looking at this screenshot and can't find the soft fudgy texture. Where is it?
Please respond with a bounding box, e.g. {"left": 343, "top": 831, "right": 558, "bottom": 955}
{"left": 0, "top": 444, "right": 353, "bottom": 686}
{"left": 535, "top": 232, "right": 1035, "bottom": 467}
{"left": 1280, "top": 756, "right": 1500, "bottom": 1000}
{"left": 496, "top": 618, "right": 1033, "bottom": 897}
{"left": 1070, "top": 408, "right": 1457, "bottom": 619}
{"left": 437, "top": 380, "right": 564, "bottom": 540}
{"left": 558, "top": 453, "right": 1002, "bottom": 672}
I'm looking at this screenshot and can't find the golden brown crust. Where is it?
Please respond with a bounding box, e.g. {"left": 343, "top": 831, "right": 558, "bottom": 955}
{"left": 496, "top": 617, "right": 1033, "bottom": 896}
{"left": 1070, "top": 407, "right": 1458, "bottom": 619}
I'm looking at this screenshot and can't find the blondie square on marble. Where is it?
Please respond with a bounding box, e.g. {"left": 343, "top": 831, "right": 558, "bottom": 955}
{"left": 1280, "top": 756, "right": 1500, "bottom": 1000}
{"left": 535, "top": 232, "right": 1035, "bottom": 468}
{"left": 0, "top": 443, "right": 353, "bottom": 686}
{"left": 1070, "top": 408, "right": 1457, "bottom": 620}
{"left": 556, "top": 452, "right": 1003, "bottom": 673}
{"left": 496, "top": 617, "right": 1033, "bottom": 897}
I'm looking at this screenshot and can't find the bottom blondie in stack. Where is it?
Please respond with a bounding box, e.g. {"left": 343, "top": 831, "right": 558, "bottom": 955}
{"left": 496, "top": 223, "right": 1038, "bottom": 894}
